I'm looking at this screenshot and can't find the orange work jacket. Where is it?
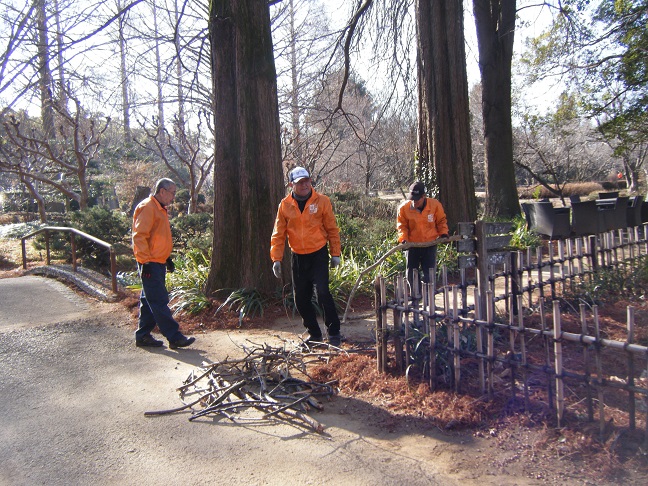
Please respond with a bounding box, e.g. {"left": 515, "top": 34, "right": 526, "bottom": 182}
{"left": 397, "top": 197, "right": 449, "bottom": 243}
{"left": 132, "top": 196, "right": 173, "bottom": 264}
{"left": 270, "top": 189, "right": 341, "bottom": 261}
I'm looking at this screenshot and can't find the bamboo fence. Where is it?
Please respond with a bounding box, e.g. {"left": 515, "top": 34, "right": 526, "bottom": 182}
{"left": 374, "top": 225, "right": 648, "bottom": 439}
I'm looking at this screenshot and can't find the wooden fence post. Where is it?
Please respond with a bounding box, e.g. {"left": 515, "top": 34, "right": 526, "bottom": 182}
{"left": 486, "top": 290, "right": 495, "bottom": 398}
{"left": 580, "top": 303, "right": 594, "bottom": 422}
{"left": 476, "top": 221, "right": 489, "bottom": 318}
{"left": 375, "top": 277, "right": 384, "bottom": 373}
{"left": 553, "top": 300, "right": 565, "bottom": 427}
{"left": 593, "top": 306, "right": 606, "bottom": 439}
{"left": 627, "top": 306, "right": 636, "bottom": 431}
{"left": 474, "top": 287, "right": 485, "bottom": 394}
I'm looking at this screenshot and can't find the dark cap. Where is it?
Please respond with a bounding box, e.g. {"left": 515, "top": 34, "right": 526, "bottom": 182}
{"left": 408, "top": 182, "right": 426, "bottom": 201}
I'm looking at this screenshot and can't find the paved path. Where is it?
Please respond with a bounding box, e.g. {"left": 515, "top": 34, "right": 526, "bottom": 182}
{"left": 0, "top": 275, "right": 93, "bottom": 330}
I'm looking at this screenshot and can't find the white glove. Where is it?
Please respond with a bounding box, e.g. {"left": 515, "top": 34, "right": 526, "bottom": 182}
{"left": 272, "top": 261, "right": 282, "bottom": 279}
{"left": 330, "top": 256, "right": 340, "bottom": 268}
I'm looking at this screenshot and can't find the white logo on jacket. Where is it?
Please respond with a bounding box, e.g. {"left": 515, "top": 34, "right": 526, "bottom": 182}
{"left": 309, "top": 204, "right": 318, "bottom": 214}
{"left": 428, "top": 214, "right": 433, "bottom": 222}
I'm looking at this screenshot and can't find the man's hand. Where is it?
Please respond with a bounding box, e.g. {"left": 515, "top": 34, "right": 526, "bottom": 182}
{"left": 330, "top": 256, "right": 340, "bottom": 268}
{"left": 272, "top": 261, "right": 282, "bottom": 279}
{"left": 166, "top": 257, "right": 175, "bottom": 273}
{"left": 140, "top": 263, "right": 153, "bottom": 279}
{"left": 440, "top": 234, "right": 449, "bottom": 239}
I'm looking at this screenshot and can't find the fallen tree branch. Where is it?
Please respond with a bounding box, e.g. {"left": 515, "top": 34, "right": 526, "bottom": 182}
{"left": 144, "top": 342, "right": 338, "bottom": 434}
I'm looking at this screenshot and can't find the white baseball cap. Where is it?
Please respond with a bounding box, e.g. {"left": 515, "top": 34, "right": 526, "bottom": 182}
{"left": 289, "top": 166, "right": 310, "bottom": 183}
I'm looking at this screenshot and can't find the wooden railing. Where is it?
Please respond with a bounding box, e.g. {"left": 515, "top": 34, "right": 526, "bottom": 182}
{"left": 21, "top": 226, "right": 118, "bottom": 293}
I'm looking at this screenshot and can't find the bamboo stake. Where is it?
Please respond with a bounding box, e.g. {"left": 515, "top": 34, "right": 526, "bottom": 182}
{"left": 474, "top": 287, "right": 485, "bottom": 394}
{"left": 508, "top": 293, "right": 517, "bottom": 400}
{"left": 445, "top": 284, "right": 453, "bottom": 388}
{"left": 380, "top": 277, "right": 387, "bottom": 372}
{"left": 486, "top": 290, "right": 495, "bottom": 398}
{"left": 404, "top": 272, "right": 411, "bottom": 368}
{"left": 375, "top": 276, "right": 384, "bottom": 373}
{"left": 429, "top": 279, "right": 438, "bottom": 391}
{"left": 394, "top": 274, "right": 404, "bottom": 373}
{"left": 575, "top": 238, "right": 583, "bottom": 281}
{"left": 627, "top": 306, "right": 636, "bottom": 430}
{"left": 580, "top": 303, "right": 594, "bottom": 422}
{"left": 526, "top": 247, "right": 534, "bottom": 304}
{"left": 536, "top": 245, "right": 556, "bottom": 298}
{"left": 593, "top": 306, "right": 606, "bottom": 439}
{"left": 552, "top": 300, "right": 564, "bottom": 427}
{"left": 518, "top": 295, "right": 529, "bottom": 412}
{"left": 538, "top": 294, "right": 553, "bottom": 410}
{"left": 453, "top": 286, "right": 460, "bottom": 393}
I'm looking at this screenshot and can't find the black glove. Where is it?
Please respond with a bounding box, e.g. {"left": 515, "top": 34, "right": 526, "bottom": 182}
{"left": 140, "top": 263, "right": 153, "bottom": 279}
{"left": 166, "top": 257, "right": 175, "bottom": 273}
{"left": 440, "top": 234, "right": 449, "bottom": 239}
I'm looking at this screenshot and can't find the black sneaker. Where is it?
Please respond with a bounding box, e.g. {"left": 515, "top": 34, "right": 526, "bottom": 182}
{"left": 136, "top": 335, "right": 164, "bottom": 347}
{"left": 327, "top": 333, "right": 345, "bottom": 347}
{"left": 169, "top": 336, "right": 196, "bottom": 349}
{"left": 298, "top": 333, "right": 323, "bottom": 348}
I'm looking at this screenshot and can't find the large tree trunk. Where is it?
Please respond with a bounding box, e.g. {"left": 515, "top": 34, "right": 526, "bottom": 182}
{"left": 473, "top": 0, "right": 520, "bottom": 219}
{"left": 207, "top": 0, "right": 284, "bottom": 296}
{"left": 416, "top": 0, "right": 477, "bottom": 230}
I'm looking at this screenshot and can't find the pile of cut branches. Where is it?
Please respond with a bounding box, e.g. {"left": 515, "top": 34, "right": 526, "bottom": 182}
{"left": 145, "top": 341, "right": 340, "bottom": 433}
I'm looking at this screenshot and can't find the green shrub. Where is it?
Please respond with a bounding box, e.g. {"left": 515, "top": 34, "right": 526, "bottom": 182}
{"left": 567, "top": 256, "right": 648, "bottom": 306}
{"left": 509, "top": 215, "right": 541, "bottom": 249}
{"left": 170, "top": 212, "right": 213, "bottom": 251}
{"left": 168, "top": 248, "right": 211, "bottom": 315}
{"left": 172, "top": 189, "right": 207, "bottom": 214}
{"left": 31, "top": 219, "right": 71, "bottom": 258}
{"left": 69, "top": 207, "right": 130, "bottom": 267}
{"left": 215, "top": 288, "right": 266, "bottom": 322}
{"left": 330, "top": 192, "right": 399, "bottom": 261}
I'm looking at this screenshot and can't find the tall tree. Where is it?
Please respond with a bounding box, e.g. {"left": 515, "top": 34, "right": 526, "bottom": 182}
{"left": 36, "top": 0, "right": 55, "bottom": 139}
{"left": 473, "top": 0, "right": 520, "bottom": 218}
{"left": 116, "top": 0, "right": 132, "bottom": 142}
{"left": 151, "top": 1, "right": 165, "bottom": 132}
{"left": 416, "top": 0, "right": 476, "bottom": 229}
{"left": 207, "top": 0, "right": 284, "bottom": 295}
{"left": 1, "top": 97, "right": 110, "bottom": 216}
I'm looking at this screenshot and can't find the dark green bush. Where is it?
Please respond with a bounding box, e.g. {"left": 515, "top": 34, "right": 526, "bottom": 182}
{"left": 330, "top": 192, "right": 399, "bottom": 261}
{"left": 70, "top": 207, "right": 130, "bottom": 267}
{"left": 170, "top": 212, "right": 213, "bottom": 251}
{"left": 173, "top": 189, "right": 207, "bottom": 214}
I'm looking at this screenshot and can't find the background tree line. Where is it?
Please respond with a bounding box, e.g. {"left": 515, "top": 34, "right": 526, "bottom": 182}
{"left": 1, "top": 0, "right": 646, "bottom": 295}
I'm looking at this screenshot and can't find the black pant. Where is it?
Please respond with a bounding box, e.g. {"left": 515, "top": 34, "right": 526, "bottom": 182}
{"left": 406, "top": 246, "right": 437, "bottom": 289}
{"left": 136, "top": 262, "right": 183, "bottom": 342}
{"left": 292, "top": 245, "right": 340, "bottom": 339}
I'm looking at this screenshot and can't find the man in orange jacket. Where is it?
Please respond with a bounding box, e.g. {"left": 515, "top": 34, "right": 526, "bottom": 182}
{"left": 270, "top": 167, "right": 343, "bottom": 346}
{"left": 132, "top": 178, "right": 195, "bottom": 349}
{"left": 397, "top": 181, "right": 449, "bottom": 289}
